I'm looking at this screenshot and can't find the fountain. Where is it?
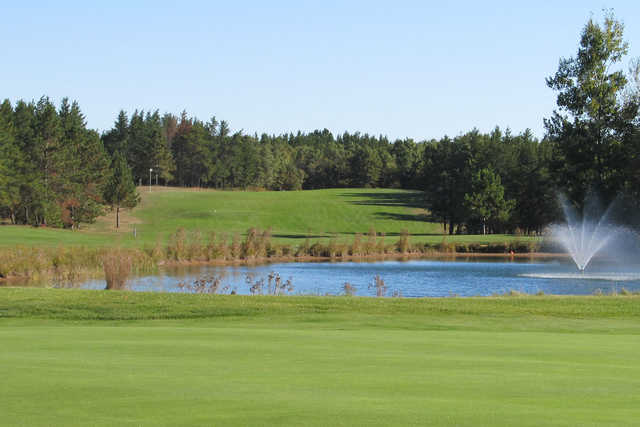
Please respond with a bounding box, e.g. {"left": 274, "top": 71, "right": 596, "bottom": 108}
{"left": 517, "top": 194, "right": 640, "bottom": 283}
{"left": 551, "top": 195, "right": 621, "bottom": 271}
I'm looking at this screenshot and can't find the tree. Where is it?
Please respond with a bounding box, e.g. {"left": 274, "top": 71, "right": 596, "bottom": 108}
{"left": 545, "top": 11, "right": 639, "bottom": 207}
{"left": 33, "top": 97, "right": 63, "bottom": 226}
{"left": 58, "top": 99, "right": 110, "bottom": 227}
{"left": 422, "top": 136, "right": 472, "bottom": 234}
{"left": 104, "top": 151, "right": 139, "bottom": 229}
{"left": 464, "top": 168, "right": 515, "bottom": 234}
{"left": 102, "top": 110, "right": 129, "bottom": 157}
{"left": 146, "top": 111, "right": 175, "bottom": 185}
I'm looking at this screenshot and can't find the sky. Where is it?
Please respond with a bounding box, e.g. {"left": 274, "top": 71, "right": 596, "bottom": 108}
{"left": 2, "top": 1, "right": 639, "bottom": 141}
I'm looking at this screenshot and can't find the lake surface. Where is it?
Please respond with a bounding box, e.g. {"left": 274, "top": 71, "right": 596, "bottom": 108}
{"left": 78, "top": 257, "right": 640, "bottom": 297}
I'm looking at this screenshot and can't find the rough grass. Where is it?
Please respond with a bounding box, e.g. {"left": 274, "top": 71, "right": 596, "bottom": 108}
{"left": 2, "top": 288, "right": 640, "bottom": 322}
{"left": 0, "top": 187, "right": 538, "bottom": 248}
{"left": 1, "top": 289, "right": 640, "bottom": 426}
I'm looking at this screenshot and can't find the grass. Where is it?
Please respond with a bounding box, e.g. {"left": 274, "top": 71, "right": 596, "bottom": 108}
{"left": 1, "top": 288, "right": 640, "bottom": 426}
{"left": 0, "top": 187, "right": 538, "bottom": 248}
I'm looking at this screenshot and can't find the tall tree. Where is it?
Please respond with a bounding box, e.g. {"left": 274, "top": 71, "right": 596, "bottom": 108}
{"left": 545, "top": 12, "right": 639, "bottom": 207}
{"left": 33, "top": 97, "right": 63, "bottom": 226}
{"left": 102, "top": 110, "right": 129, "bottom": 157}
{"left": 103, "top": 151, "right": 139, "bottom": 229}
{"left": 422, "top": 136, "right": 472, "bottom": 234}
{"left": 464, "top": 167, "right": 515, "bottom": 234}
{"left": 0, "top": 100, "right": 23, "bottom": 223}
{"left": 146, "top": 111, "right": 175, "bottom": 185}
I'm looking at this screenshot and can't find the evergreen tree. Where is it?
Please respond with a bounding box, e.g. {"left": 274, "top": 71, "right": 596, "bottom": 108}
{"left": 102, "top": 110, "right": 129, "bottom": 157}
{"left": 0, "top": 100, "right": 23, "bottom": 223}
{"left": 104, "top": 151, "right": 139, "bottom": 229}
{"left": 464, "top": 168, "right": 515, "bottom": 234}
{"left": 146, "top": 111, "right": 175, "bottom": 185}
{"left": 33, "top": 96, "right": 63, "bottom": 226}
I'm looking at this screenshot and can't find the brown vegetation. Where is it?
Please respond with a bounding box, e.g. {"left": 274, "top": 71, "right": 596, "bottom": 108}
{"left": 102, "top": 250, "right": 133, "bottom": 290}
{"left": 0, "top": 227, "right": 543, "bottom": 287}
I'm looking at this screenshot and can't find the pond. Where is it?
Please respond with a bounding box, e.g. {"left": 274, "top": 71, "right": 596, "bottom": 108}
{"left": 77, "top": 257, "right": 640, "bottom": 297}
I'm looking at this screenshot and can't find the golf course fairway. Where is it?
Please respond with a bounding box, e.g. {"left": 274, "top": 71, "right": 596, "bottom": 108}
{"left": 1, "top": 289, "right": 639, "bottom": 426}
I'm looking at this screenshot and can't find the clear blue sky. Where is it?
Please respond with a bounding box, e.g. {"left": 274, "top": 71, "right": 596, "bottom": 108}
{"left": 2, "top": 1, "right": 639, "bottom": 141}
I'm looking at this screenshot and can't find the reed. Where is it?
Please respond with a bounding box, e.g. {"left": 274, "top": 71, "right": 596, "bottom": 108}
{"left": 369, "top": 275, "right": 387, "bottom": 297}
{"left": 396, "top": 229, "right": 410, "bottom": 254}
{"left": 342, "top": 282, "right": 356, "bottom": 296}
{"left": 102, "top": 250, "right": 133, "bottom": 290}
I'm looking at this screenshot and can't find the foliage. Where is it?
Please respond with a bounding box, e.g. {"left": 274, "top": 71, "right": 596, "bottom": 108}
{"left": 0, "top": 97, "right": 109, "bottom": 227}
{"left": 545, "top": 11, "right": 640, "bottom": 208}
{"left": 422, "top": 129, "right": 556, "bottom": 234}
{"left": 464, "top": 168, "right": 515, "bottom": 234}
{"left": 103, "top": 151, "right": 139, "bottom": 228}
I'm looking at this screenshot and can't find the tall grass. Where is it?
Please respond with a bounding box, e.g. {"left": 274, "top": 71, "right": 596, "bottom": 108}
{"left": 177, "top": 274, "right": 230, "bottom": 294}
{"left": 0, "top": 226, "right": 541, "bottom": 285}
{"left": 245, "top": 272, "right": 294, "bottom": 295}
{"left": 103, "top": 250, "right": 133, "bottom": 290}
{"left": 369, "top": 275, "right": 387, "bottom": 297}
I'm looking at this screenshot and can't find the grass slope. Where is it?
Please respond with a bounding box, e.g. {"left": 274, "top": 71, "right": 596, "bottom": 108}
{"left": 1, "top": 288, "right": 639, "bottom": 426}
{"left": 0, "top": 187, "right": 535, "bottom": 248}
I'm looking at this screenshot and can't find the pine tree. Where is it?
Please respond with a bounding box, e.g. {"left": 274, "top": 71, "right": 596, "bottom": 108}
{"left": 464, "top": 168, "right": 515, "bottom": 234}
{"left": 33, "top": 96, "right": 63, "bottom": 226}
{"left": 146, "top": 111, "right": 175, "bottom": 185}
{"left": 102, "top": 110, "right": 129, "bottom": 157}
{"left": 0, "top": 100, "right": 23, "bottom": 223}
{"left": 104, "top": 151, "right": 139, "bottom": 229}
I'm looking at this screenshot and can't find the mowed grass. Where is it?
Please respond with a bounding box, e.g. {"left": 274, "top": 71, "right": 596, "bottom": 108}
{"left": 1, "top": 288, "right": 639, "bottom": 426}
{"left": 0, "top": 187, "right": 537, "bottom": 248}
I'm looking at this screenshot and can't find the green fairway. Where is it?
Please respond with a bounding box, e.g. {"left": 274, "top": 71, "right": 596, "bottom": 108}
{"left": 0, "top": 187, "right": 536, "bottom": 248}
{"left": 1, "top": 288, "right": 639, "bottom": 426}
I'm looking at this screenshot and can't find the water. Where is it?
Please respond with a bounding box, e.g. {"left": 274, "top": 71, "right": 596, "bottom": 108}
{"left": 76, "top": 257, "right": 640, "bottom": 297}
{"left": 552, "top": 194, "right": 637, "bottom": 271}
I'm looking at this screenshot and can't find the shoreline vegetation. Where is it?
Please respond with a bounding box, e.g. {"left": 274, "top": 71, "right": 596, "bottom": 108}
{"left": 0, "top": 227, "right": 545, "bottom": 284}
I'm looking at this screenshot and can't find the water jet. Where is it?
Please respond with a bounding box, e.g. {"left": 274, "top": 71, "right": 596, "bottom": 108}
{"left": 551, "top": 195, "right": 624, "bottom": 272}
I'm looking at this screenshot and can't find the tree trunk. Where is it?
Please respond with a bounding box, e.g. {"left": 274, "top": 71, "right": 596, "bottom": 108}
{"left": 116, "top": 205, "right": 120, "bottom": 229}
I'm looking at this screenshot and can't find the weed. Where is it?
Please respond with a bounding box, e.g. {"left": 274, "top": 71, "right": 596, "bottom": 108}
{"left": 177, "top": 274, "right": 229, "bottom": 294}
{"left": 342, "top": 282, "right": 356, "bottom": 296}
{"left": 369, "top": 275, "right": 387, "bottom": 297}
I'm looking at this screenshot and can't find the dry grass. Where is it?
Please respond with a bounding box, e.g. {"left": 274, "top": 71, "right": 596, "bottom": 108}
{"left": 102, "top": 250, "right": 133, "bottom": 290}
{"left": 369, "top": 275, "right": 387, "bottom": 297}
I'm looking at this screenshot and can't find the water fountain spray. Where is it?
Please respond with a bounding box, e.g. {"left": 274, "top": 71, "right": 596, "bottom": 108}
{"left": 551, "top": 195, "right": 621, "bottom": 272}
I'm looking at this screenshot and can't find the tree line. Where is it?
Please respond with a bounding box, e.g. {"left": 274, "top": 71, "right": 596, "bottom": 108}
{"left": 0, "top": 13, "right": 638, "bottom": 234}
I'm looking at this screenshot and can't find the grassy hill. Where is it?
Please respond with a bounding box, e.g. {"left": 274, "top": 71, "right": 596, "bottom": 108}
{"left": 0, "top": 187, "right": 536, "bottom": 248}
